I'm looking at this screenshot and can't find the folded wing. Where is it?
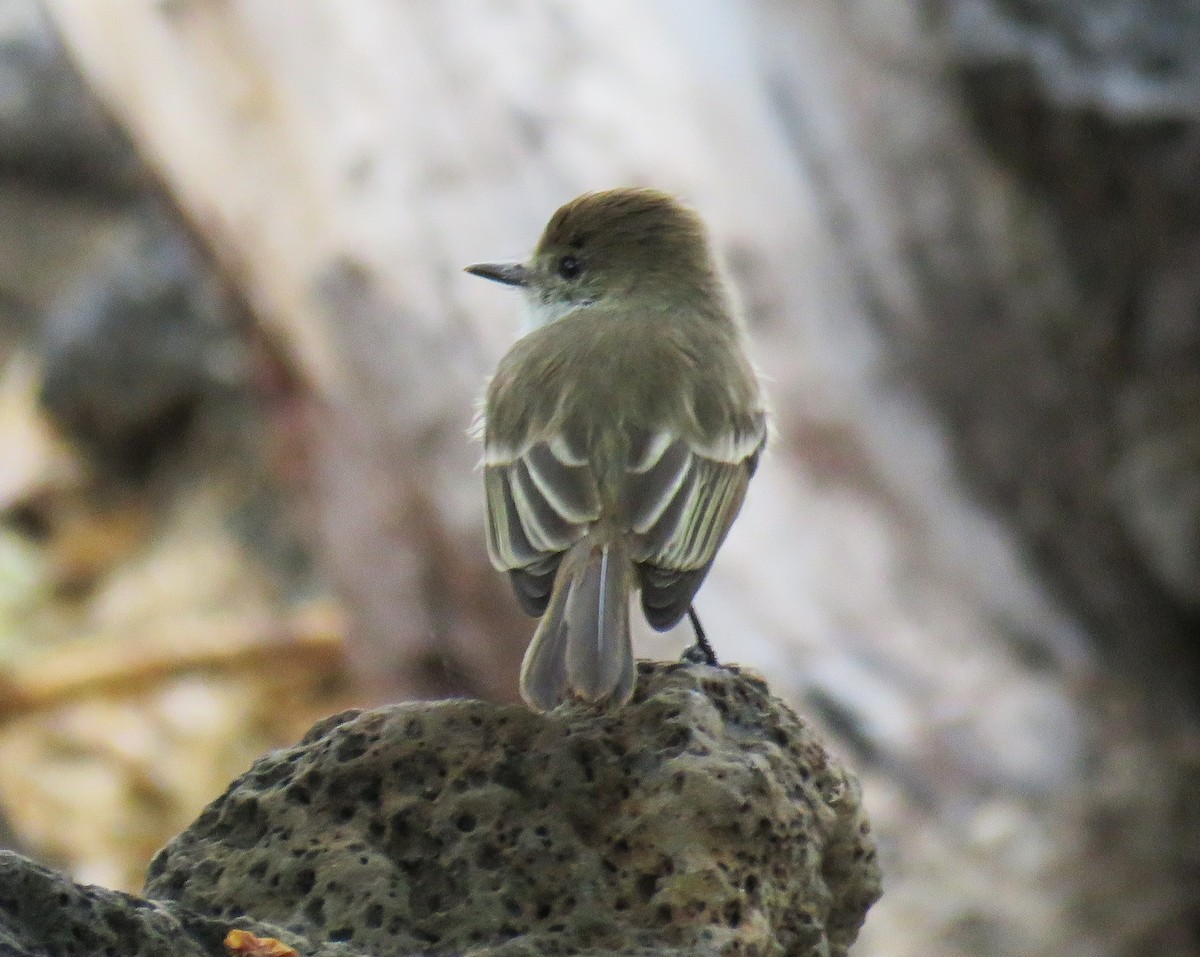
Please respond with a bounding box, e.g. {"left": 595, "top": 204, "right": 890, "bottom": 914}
{"left": 625, "top": 419, "right": 767, "bottom": 630}
{"left": 483, "top": 411, "right": 766, "bottom": 626}
{"left": 484, "top": 431, "right": 600, "bottom": 615}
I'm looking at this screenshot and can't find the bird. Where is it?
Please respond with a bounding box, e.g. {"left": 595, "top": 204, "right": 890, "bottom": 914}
{"left": 466, "top": 188, "right": 768, "bottom": 710}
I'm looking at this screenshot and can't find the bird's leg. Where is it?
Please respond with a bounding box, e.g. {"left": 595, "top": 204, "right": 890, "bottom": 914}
{"left": 682, "top": 605, "right": 719, "bottom": 665}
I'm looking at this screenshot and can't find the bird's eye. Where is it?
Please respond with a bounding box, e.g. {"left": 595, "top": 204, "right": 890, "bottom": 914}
{"left": 557, "top": 256, "right": 582, "bottom": 280}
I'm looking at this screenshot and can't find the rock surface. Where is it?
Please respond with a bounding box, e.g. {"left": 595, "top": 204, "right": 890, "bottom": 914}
{"left": 0, "top": 852, "right": 306, "bottom": 957}
{"left": 0, "top": 662, "right": 879, "bottom": 957}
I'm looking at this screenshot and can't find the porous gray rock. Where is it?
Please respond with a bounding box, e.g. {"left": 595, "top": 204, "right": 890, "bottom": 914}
{"left": 0, "top": 662, "right": 879, "bottom": 956}
{"left": 131, "top": 660, "right": 877, "bottom": 957}
{"left": 0, "top": 851, "right": 345, "bottom": 957}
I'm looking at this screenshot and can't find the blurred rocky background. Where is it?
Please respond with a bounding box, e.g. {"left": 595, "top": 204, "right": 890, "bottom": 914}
{"left": 0, "top": 1, "right": 1196, "bottom": 955}
{"left": 0, "top": 0, "right": 348, "bottom": 891}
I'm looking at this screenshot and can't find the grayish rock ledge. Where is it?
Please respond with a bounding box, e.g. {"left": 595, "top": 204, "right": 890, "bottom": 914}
{"left": 0, "top": 662, "right": 880, "bottom": 956}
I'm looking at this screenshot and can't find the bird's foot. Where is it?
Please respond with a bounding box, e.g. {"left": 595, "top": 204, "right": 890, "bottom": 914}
{"left": 682, "top": 606, "right": 719, "bottom": 666}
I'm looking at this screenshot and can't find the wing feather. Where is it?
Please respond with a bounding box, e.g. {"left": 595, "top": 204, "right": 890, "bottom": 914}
{"left": 631, "top": 436, "right": 760, "bottom": 571}
{"left": 524, "top": 442, "right": 598, "bottom": 523}
{"left": 626, "top": 440, "right": 693, "bottom": 534}
{"left": 509, "top": 459, "right": 577, "bottom": 552}
{"left": 484, "top": 466, "right": 538, "bottom": 569}
{"left": 483, "top": 437, "right": 600, "bottom": 575}
{"left": 630, "top": 414, "right": 767, "bottom": 629}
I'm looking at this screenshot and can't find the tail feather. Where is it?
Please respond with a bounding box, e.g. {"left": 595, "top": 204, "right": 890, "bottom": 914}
{"left": 519, "top": 539, "right": 633, "bottom": 710}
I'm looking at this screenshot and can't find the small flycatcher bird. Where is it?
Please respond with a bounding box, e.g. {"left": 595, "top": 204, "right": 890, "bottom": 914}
{"left": 467, "top": 188, "right": 768, "bottom": 711}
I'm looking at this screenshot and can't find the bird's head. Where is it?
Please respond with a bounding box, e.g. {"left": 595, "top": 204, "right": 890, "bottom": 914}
{"left": 466, "top": 188, "right": 716, "bottom": 328}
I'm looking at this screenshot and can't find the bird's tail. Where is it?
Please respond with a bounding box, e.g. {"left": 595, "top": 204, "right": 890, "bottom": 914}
{"left": 519, "top": 537, "right": 634, "bottom": 711}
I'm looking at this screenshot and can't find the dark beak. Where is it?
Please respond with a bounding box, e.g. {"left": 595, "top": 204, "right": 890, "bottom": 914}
{"left": 464, "top": 261, "right": 529, "bottom": 287}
